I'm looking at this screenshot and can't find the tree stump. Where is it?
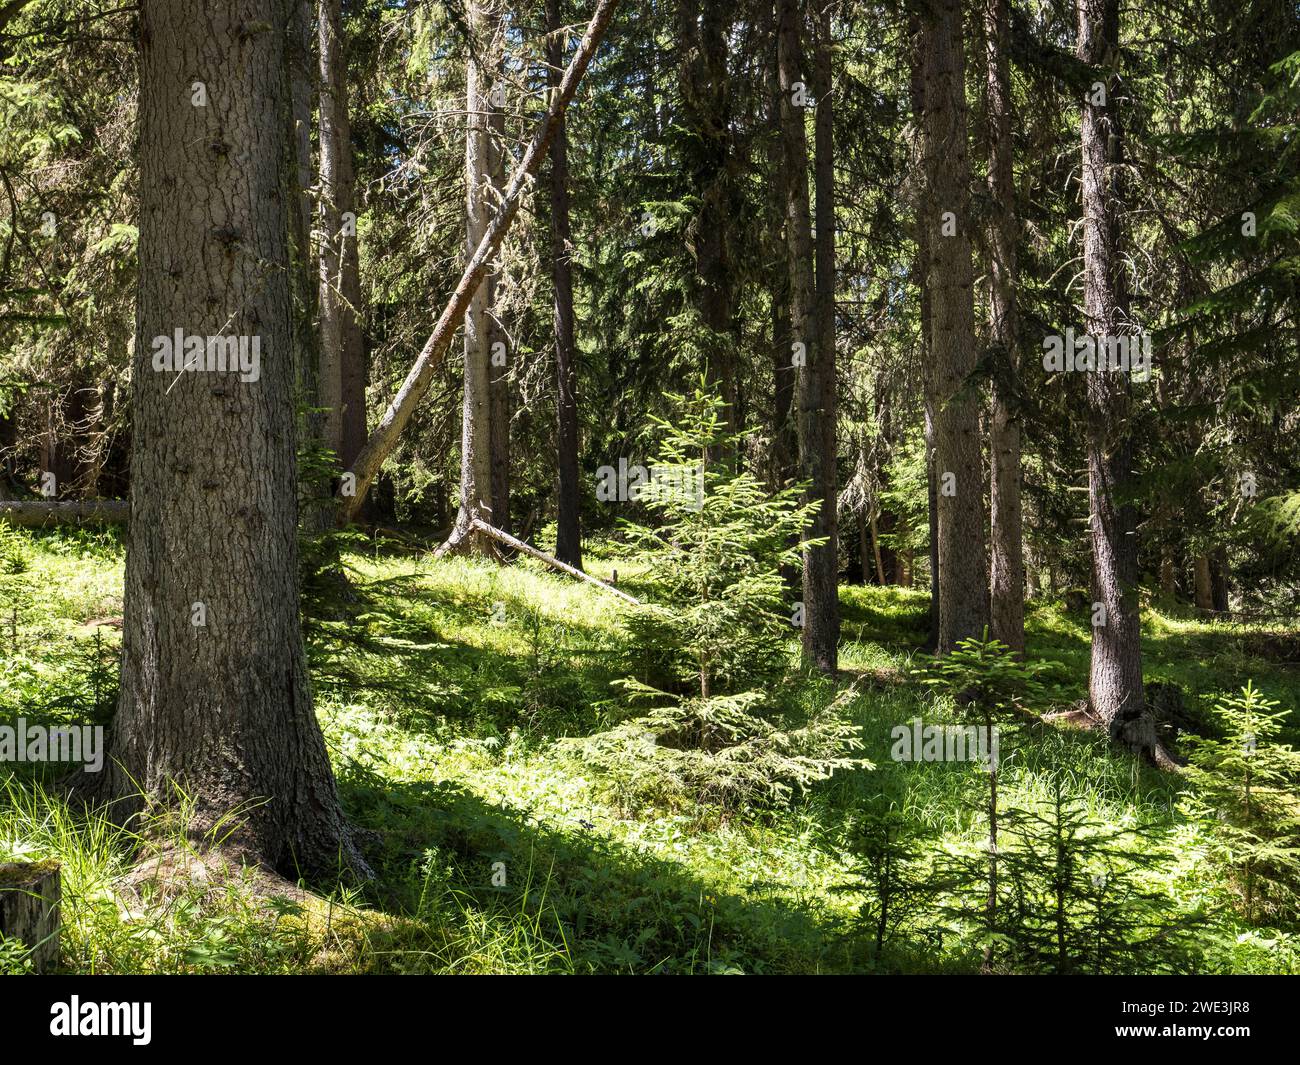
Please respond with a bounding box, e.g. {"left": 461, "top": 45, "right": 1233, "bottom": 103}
{"left": 0, "top": 860, "right": 60, "bottom": 973}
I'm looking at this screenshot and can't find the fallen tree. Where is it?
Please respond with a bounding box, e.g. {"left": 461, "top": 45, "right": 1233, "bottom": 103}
{"left": 336, "top": 0, "right": 621, "bottom": 525}
{"left": 0, "top": 500, "right": 130, "bottom": 526}
{"left": 470, "top": 518, "right": 641, "bottom": 605}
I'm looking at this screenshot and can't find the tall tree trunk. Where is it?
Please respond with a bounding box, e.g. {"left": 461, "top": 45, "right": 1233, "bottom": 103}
{"left": 924, "top": 399, "right": 940, "bottom": 649}
{"left": 446, "top": 0, "right": 501, "bottom": 554}
{"left": 909, "top": 12, "right": 938, "bottom": 650}
{"left": 486, "top": 43, "right": 511, "bottom": 537}
{"left": 767, "top": 54, "right": 796, "bottom": 495}
{"left": 1078, "top": 0, "right": 1150, "bottom": 756}
{"left": 1159, "top": 545, "right": 1176, "bottom": 598}
{"left": 678, "top": 0, "right": 736, "bottom": 437}
{"left": 0, "top": 406, "right": 16, "bottom": 496}
{"left": 872, "top": 370, "right": 899, "bottom": 585}
{"left": 771, "top": 274, "right": 796, "bottom": 486}
{"left": 1211, "top": 546, "right": 1229, "bottom": 612}
{"left": 318, "top": 0, "right": 366, "bottom": 469}
{"left": 1192, "top": 552, "right": 1213, "bottom": 608}
{"left": 808, "top": 0, "right": 839, "bottom": 671}
{"left": 547, "top": 0, "right": 583, "bottom": 568}
{"left": 984, "top": 0, "right": 1024, "bottom": 653}
{"left": 42, "top": 386, "right": 93, "bottom": 498}
{"left": 289, "top": 0, "right": 328, "bottom": 530}
{"left": 857, "top": 507, "right": 870, "bottom": 583}
{"left": 289, "top": 0, "right": 314, "bottom": 253}
{"left": 778, "top": 0, "right": 836, "bottom": 674}
{"left": 95, "top": 0, "right": 362, "bottom": 877}
{"left": 922, "top": 0, "right": 988, "bottom": 653}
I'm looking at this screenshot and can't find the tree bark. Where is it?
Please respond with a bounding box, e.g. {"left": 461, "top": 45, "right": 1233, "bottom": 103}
{"left": 767, "top": 47, "right": 796, "bottom": 495}
{"left": 1193, "top": 552, "right": 1213, "bottom": 608}
{"left": 872, "top": 370, "right": 899, "bottom": 585}
{"left": 547, "top": 0, "right": 584, "bottom": 568}
{"left": 338, "top": 0, "right": 620, "bottom": 525}
{"left": 0, "top": 407, "right": 17, "bottom": 496}
{"left": 984, "top": 0, "right": 1024, "bottom": 654}
{"left": 318, "top": 0, "right": 366, "bottom": 471}
{"left": 444, "top": 0, "right": 503, "bottom": 557}
{"left": 289, "top": 0, "right": 327, "bottom": 531}
{"left": 778, "top": 0, "right": 836, "bottom": 674}
{"left": 1078, "top": 0, "right": 1151, "bottom": 757}
{"left": 1159, "top": 545, "right": 1176, "bottom": 598}
{"left": 1211, "top": 545, "right": 1229, "bottom": 612}
{"left": 922, "top": 0, "right": 989, "bottom": 653}
{"left": 808, "top": 0, "right": 839, "bottom": 672}
{"left": 42, "top": 385, "right": 95, "bottom": 498}
{"left": 924, "top": 399, "right": 940, "bottom": 649}
{"left": 486, "top": 28, "right": 511, "bottom": 540}
{"left": 93, "top": 0, "right": 364, "bottom": 878}
{"left": 908, "top": 11, "right": 937, "bottom": 650}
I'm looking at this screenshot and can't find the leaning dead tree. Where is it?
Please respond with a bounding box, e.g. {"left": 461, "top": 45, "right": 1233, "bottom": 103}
{"left": 336, "top": 0, "right": 621, "bottom": 526}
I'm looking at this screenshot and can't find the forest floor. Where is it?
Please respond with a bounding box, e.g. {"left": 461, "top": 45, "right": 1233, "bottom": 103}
{"left": 2, "top": 527, "right": 1298, "bottom": 974}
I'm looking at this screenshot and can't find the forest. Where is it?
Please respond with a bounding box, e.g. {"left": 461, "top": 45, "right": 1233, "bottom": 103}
{"left": 0, "top": 0, "right": 1297, "bottom": 985}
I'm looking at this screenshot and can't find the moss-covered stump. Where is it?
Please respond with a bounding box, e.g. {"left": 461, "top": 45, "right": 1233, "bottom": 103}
{"left": 0, "top": 860, "right": 60, "bottom": 973}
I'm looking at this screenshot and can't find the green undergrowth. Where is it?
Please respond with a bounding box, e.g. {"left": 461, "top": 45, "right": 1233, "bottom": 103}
{"left": 1, "top": 529, "right": 1297, "bottom": 973}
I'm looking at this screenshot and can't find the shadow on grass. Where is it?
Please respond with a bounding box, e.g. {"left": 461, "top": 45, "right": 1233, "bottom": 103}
{"left": 305, "top": 563, "right": 634, "bottom": 737}
{"left": 839, "top": 585, "right": 930, "bottom": 649}
{"left": 337, "top": 766, "right": 865, "bottom": 974}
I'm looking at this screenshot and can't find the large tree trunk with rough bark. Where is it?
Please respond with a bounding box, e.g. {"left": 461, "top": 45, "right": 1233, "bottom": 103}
{"left": 92, "top": 0, "right": 364, "bottom": 879}
{"left": 778, "top": 0, "right": 836, "bottom": 674}
{"left": 1077, "top": 0, "right": 1151, "bottom": 757}
{"left": 984, "top": 0, "right": 1024, "bottom": 654}
{"left": 547, "top": 0, "right": 583, "bottom": 568}
{"left": 921, "top": 0, "right": 988, "bottom": 653}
